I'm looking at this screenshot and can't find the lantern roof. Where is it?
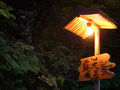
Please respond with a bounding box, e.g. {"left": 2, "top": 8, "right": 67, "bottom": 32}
{"left": 65, "top": 6, "right": 117, "bottom": 29}
{"left": 64, "top": 6, "right": 117, "bottom": 39}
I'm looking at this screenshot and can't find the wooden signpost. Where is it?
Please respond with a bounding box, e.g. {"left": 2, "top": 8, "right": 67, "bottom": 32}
{"left": 78, "top": 53, "right": 115, "bottom": 81}
{"left": 64, "top": 6, "right": 117, "bottom": 90}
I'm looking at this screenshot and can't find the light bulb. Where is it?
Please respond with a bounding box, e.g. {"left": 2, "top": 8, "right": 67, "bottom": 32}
{"left": 86, "top": 27, "right": 93, "bottom": 35}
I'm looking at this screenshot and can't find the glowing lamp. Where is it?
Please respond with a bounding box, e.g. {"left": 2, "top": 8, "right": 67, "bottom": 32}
{"left": 64, "top": 6, "right": 117, "bottom": 39}
{"left": 86, "top": 22, "right": 93, "bottom": 35}
{"left": 86, "top": 27, "right": 93, "bottom": 35}
{"left": 64, "top": 6, "right": 117, "bottom": 90}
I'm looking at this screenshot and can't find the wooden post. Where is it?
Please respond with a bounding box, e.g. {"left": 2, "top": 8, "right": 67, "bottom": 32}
{"left": 94, "top": 27, "right": 100, "bottom": 90}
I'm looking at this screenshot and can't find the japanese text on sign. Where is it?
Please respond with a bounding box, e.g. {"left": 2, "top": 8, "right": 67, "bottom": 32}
{"left": 78, "top": 53, "right": 115, "bottom": 81}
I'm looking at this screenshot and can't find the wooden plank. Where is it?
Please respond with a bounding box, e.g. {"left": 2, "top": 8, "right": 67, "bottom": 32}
{"left": 78, "top": 53, "right": 115, "bottom": 81}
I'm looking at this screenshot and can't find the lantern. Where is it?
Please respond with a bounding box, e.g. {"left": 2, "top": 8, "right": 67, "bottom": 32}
{"left": 64, "top": 6, "right": 117, "bottom": 90}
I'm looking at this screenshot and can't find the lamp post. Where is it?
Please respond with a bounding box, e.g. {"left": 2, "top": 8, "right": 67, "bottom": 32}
{"left": 64, "top": 6, "right": 117, "bottom": 90}
{"left": 94, "top": 27, "right": 100, "bottom": 90}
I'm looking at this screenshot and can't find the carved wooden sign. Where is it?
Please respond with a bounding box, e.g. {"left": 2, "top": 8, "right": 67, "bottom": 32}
{"left": 78, "top": 53, "right": 115, "bottom": 81}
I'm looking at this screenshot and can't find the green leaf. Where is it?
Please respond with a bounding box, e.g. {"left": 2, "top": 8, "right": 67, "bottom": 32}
{"left": 0, "top": 9, "right": 9, "bottom": 18}
{"left": 0, "top": 1, "right": 7, "bottom": 8}
{"left": 58, "top": 76, "right": 64, "bottom": 84}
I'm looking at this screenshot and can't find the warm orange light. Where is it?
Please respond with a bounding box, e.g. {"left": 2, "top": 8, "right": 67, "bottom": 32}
{"left": 78, "top": 53, "right": 115, "bottom": 81}
{"left": 64, "top": 13, "right": 117, "bottom": 39}
{"left": 80, "top": 14, "right": 117, "bottom": 29}
{"left": 86, "top": 27, "right": 93, "bottom": 35}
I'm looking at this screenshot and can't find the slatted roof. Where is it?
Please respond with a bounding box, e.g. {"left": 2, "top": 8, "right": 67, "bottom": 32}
{"left": 64, "top": 6, "right": 117, "bottom": 39}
